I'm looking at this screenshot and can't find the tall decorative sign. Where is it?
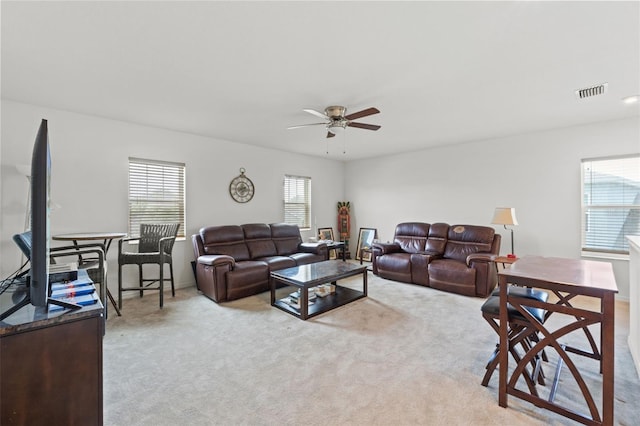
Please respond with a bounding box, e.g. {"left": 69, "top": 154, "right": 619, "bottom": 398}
{"left": 337, "top": 201, "right": 351, "bottom": 259}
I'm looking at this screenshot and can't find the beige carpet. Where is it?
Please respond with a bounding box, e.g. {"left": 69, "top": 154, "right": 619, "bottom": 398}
{"left": 103, "top": 269, "right": 640, "bottom": 425}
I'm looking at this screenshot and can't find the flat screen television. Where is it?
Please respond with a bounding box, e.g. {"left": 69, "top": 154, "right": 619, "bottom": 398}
{"left": 29, "top": 118, "right": 51, "bottom": 307}
{"left": 0, "top": 119, "right": 79, "bottom": 320}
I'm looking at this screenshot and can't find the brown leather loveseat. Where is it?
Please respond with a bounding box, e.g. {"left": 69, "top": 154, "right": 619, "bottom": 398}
{"left": 372, "top": 222, "right": 500, "bottom": 297}
{"left": 192, "top": 223, "right": 328, "bottom": 303}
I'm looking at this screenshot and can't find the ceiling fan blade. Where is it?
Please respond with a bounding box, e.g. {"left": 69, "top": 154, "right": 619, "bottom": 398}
{"left": 303, "top": 109, "right": 330, "bottom": 120}
{"left": 326, "top": 131, "right": 335, "bottom": 138}
{"left": 348, "top": 122, "right": 381, "bottom": 131}
{"left": 344, "top": 107, "right": 380, "bottom": 121}
{"left": 287, "top": 123, "right": 328, "bottom": 130}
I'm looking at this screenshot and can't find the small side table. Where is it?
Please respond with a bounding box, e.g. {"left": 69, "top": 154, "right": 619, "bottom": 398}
{"left": 359, "top": 248, "right": 372, "bottom": 265}
{"left": 324, "top": 241, "right": 346, "bottom": 261}
{"left": 52, "top": 232, "right": 127, "bottom": 317}
{"left": 493, "top": 256, "right": 518, "bottom": 275}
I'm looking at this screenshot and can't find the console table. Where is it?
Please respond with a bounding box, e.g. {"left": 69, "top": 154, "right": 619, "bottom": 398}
{"left": 0, "top": 279, "right": 104, "bottom": 425}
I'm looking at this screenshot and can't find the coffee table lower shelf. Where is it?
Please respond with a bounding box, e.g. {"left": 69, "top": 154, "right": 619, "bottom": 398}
{"left": 270, "top": 261, "right": 368, "bottom": 320}
{"left": 273, "top": 287, "right": 365, "bottom": 320}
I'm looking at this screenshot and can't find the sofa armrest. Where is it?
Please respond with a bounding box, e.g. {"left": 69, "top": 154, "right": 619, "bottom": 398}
{"left": 466, "top": 253, "right": 496, "bottom": 267}
{"left": 299, "top": 242, "right": 324, "bottom": 252}
{"left": 372, "top": 242, "right": 401, "bottom": 255}
{"left": 298, "top": 242, "right": 329, "bottom": 259}
{"left": 197, "top": 254, "right": 235, "bottom": 268}
{"left": 195, "top": 254, "right": 235, "bottom": 302}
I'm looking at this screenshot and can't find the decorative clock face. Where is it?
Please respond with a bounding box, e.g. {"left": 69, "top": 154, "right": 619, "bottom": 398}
{"left": 229, "top": 168, "right": 254, "bottom": 203}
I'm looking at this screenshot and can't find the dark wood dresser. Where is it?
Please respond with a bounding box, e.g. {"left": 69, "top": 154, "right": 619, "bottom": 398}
{"left": 1, "top": 282, "right": 104, "bottom": 425}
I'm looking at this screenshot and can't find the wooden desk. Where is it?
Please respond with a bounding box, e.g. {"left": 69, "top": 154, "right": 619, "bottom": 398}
{"left": 53, "top": 232, "right": 126, "bottom": 317}
{"left": 498, "top": 256, "right": 618, "bottom": 425}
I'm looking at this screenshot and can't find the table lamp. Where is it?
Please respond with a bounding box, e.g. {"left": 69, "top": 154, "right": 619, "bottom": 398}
{"left": 491, "top": 207, "right": 518, "bottom": 258}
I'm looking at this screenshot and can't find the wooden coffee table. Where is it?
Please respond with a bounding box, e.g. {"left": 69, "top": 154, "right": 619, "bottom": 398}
{"left": 270, "top": 260, "right": 367, "bottom": 320}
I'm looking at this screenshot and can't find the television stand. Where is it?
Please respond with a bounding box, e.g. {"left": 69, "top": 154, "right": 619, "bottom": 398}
{"left": 0, "top": 275, "right": 103, "bottom": 425}
{"left": 0, "top": 279, "right": 81, "bottom": 321}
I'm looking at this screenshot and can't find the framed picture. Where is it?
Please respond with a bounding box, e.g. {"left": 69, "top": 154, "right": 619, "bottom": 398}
{"left": 356, "top": 228, "right": 378, "bottom": 262}
{"left": 318, "top": 227, "right": 337, "bottom": 259}
{"left": 318, "top": 227, "right": 334, "bottom": 241}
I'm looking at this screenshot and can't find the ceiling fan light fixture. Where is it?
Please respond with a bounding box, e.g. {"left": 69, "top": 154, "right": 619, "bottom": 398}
{"left": 328, "top": 122, "right": 346, "bottom": 134}
{"left": 289, "top": 105, "right": 380, "bottom": 139}
{"left": 325, "top": 106, "right": 346, "bottom": 119}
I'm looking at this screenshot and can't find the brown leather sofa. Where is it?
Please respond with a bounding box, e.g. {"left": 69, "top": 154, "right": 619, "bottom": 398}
{"left": 192, "top": 223, "right": 328, "bottom": 303}
{"left": 372, "top": 222, "right": 500, "bottom": 297}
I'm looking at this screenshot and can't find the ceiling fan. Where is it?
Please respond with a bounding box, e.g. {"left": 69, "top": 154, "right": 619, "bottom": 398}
{"left": 288, "top": 106, "right": 381, "bottom": 138}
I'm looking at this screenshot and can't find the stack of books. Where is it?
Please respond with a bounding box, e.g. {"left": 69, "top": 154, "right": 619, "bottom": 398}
{"left": 313, "top": 284, "right": 335, "bottom": 297}
{"left": 285, "top": 289, "right": 316, "bottom": 309}
{"left": 48, "top": 275, "right": 99, "bottom": 312}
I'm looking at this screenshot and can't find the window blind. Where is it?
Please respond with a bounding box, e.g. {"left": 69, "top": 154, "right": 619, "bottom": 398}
{"left": 581, "top": 154, "right": 640, "bottom": 254}
{"left": 283, "top": 175, "right": 311, "bottom": 229}
{"left": 128, "top": 158, "right": 186, "bottom": 238}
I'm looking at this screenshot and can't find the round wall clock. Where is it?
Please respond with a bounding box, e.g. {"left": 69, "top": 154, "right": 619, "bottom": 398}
{"left": 229, "top": 168, "right": 255, "bottom": 203}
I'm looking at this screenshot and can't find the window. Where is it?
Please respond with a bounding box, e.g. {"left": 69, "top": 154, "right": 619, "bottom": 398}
{"left": 581, "top": 154, "right": 640, "bottom": 255}
{"left": 283, "top": 175, "right": 311, "bottom": 229}
{"left": 128, "top": 157, "right": 185, "bottom": 238}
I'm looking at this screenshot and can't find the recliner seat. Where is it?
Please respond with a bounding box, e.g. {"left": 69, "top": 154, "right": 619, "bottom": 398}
{"left": 373, "top": 222, "right": 500, "bottom": 297}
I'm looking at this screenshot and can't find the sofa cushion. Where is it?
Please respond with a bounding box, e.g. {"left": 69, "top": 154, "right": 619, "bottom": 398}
{"left": 243, "top": 223, "right": 278, "bottom": 259}
{"left": 271, "top": 223, "right": 302, "bottom": 255}
{"left": 225, "top": 260, "right": 270, "bottom": 299}
{"left": 289, "top": 252, "right": 326, "bottom": 266}
{"left": 426, "top": 222, "right": 448, "bottom": 254}
{"left": 443, "top": 225, "right": 495, "bottom": 263}
{"left": 428, "top": 258, "right": 476, "bottom": 296}
{"left": 200, "top": 225, "right": 250, "bottom": 261}
{"left": 255, "top": 255, "right": 296, "bottom": 271}
{"left": 376, "top": 252, "right": 413, "bottom": 283}
{"left": 394, "top": 222, "right": 430, "bottom": 254}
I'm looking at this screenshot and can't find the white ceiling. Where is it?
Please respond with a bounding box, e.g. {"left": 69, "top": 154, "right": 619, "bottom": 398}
{"left": 2, "top": 1, "right": 639, "bottom": 161}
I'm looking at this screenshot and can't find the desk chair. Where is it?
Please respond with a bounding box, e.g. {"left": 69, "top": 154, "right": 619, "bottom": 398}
{"left": 117, "top": 223, "right": 179, "bottom": 309}
{"left": 480, "top": 286, "right": 549, "bottom": 396}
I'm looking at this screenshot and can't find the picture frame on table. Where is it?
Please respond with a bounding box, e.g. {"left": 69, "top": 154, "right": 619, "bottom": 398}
{"left": 356, "top": 228, "right": 378, "bottom": 262}
{"left": 318, "top": 227, "right": 337, "bottom": 259}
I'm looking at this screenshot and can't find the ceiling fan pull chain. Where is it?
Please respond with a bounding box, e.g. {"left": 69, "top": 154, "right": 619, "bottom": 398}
{"left": 343, "top": 131, "right": 346, "bottom": 154}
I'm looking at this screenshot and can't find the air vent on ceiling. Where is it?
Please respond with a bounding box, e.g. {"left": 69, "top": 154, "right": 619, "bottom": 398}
{"left": 575, "top": 83, "right": 608, "bottom": 100}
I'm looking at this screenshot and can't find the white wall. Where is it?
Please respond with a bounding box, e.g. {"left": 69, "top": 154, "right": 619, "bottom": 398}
{"left": 1, "top": 100, "right": 345, "bottom": 299}
{"left": 3, "top": 100, "right": 637, "bottom": 301}
{"left": 345, "top": 117, "right": 640, "bottom": 299}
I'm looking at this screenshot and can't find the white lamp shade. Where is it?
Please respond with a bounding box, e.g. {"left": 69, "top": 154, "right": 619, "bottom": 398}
{"left": 491, "top": 207, "right": 518, "bottom": 226}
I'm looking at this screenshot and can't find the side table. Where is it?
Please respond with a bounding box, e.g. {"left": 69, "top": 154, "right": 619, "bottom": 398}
{"left": 53, "top": 232, "right": 127, "bottom": 317}
{"left": 494, "top": 255, "right": 518, "bottom": 273}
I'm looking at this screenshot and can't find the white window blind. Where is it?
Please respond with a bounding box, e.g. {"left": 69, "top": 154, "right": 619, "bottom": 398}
{"left": 284, "top": 175, "right": 311, "bottom": 229}
{"left": 128, "top": 157, "right": 185, "bottom": 238}
{"left": 581, "top": 154, "right": 640, "bottom": 254}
